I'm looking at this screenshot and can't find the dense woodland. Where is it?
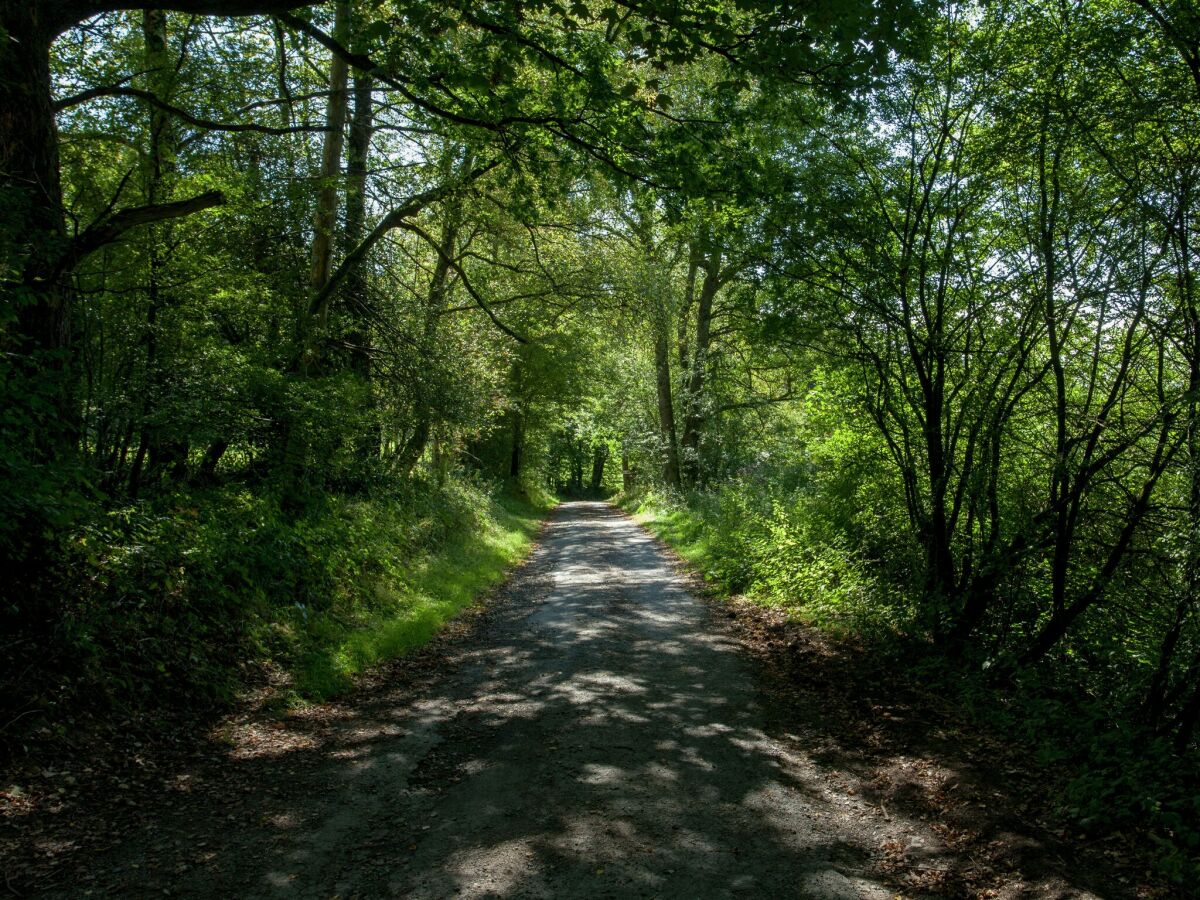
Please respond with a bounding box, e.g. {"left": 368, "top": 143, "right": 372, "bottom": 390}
{"left": 3, "top": 0, "right": 1200, "bottom": 884}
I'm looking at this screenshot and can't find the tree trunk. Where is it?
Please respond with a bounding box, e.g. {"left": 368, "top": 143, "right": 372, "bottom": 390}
{"left": 590, "top": 443, "right": 608, "bottom": 493}
{"left": 343, "top": 70, "right": 374, "bottom": 377}
{"left": 343, "top": 69, "right": 378, "bottom": 459}
{"left": 305, "top": 0, "right": 350, "bottom": 340}
{"left": 1015, "top": 419, "right": 1179, "bottom": 671}
{"left": 1143, "top": 595, "right": 1192, "bottom": 729}
{"left": 279, "top": 0, "right": 349, "bottom": 492}
{"left": 395, "top": 183, "right": 462, "bottom": 477}
{"left": 1, "top": 5, "right": 75, "bottom": 454}
{"left": 1158, "top": 173, "right": 1200, "bottom": 737}
{"left": 924, "top": 392, "right": 956, "bottom": 639}
{"left": 654, "top": 326, "right": 681, "bottom": 488}
{"left": 509, "top": 409, "right": 523, "bottom": 479}
{"left": 130, "top": 8, "right": 183, "bottom": 496}
{"left": 679, "top": 246, "right": 720, "bottom": 486}
{"left": 191, "top": 438, "right": 228, "bottom": 485}
{"left": 395, "top": 418, "right": 430, "bottom": 475}
{"left": 677, "top": 249, "right": 698, "bottom": 371}
{"left": 1175, "top": 669, "right": 1200, "bottom": 754}
{"left": 571, "top": 440, "right": 584, "bottom": 493}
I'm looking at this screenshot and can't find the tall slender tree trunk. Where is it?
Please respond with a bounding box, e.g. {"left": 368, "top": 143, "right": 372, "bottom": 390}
{"left": 924, "top": 380, "right": 957, "bottom": 639}
{"left": 590, "top": 443, "right": 608, "bottom": 492}
{"left": 343, "top": 70, "right": 378, "bottom": 458}
{"left": 677, "top": 249, "right": 698, "bottom": 371}
{"left": 279, "top": 0, "right": 349, "bottom": 491}
{"left": 571, "top": 439, "right": 585, "bottom": 493}
{"left": 509, "top": 409, "right": 523, "bottom": 479}
{"left": 1143, "top": 595, "right": 1192, "bottom": 729}
{"left": 395, "top": 180, "right": 462, "bottom": 476}
{"left": 654, "top": 325, "right": 681, "bottom": 489}
{"left": 343, "top": 71, "right": 374, "bottom": 377}
{"left": 1142, "top": 177, "right": 1200, "bottom": 738}
{"left": 1174, "top": 190, "right": 1200, "bottom": 749}
{"left": 1174, "top": 664, "right": 1200, "bottom": 753}
{"left": 306, "top": 0, "right": 350, "bottom": 337}
{"left": 130, "top": 8, "right": 184, "bottom": 496}
{"left": 679, "top": 246, "right": 720, "bottom": 486}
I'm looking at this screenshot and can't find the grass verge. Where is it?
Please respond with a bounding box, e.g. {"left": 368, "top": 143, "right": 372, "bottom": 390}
{"left": 619, "top": 486, "right": 1199, "bottom": 890}
{"left": 2, "top": 477, "right": 554, "bottom": 750}
{"left": 289, "top": 486, "right": 551, "bottom": 702}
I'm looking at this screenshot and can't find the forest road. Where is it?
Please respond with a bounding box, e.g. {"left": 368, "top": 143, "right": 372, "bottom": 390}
{"left": 40, "top": 501, "right": 908, "bottom": 899}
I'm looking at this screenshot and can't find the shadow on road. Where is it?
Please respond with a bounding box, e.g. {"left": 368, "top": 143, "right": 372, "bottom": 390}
{"left": 18, "top": 502, "right": 1114, "bottom": 899}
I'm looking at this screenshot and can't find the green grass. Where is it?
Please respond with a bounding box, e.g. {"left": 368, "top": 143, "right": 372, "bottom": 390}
{"left": 4, "top": 477, "right": 554, "bottom": 735}
{"left": 624, "top": 491, "right": 713, "bottom": 568}
{"left": 620, "top": 486, "right": 890, "bottom": 634}
{"left": 289, "top": 490, "right": 550, "bottom": 701}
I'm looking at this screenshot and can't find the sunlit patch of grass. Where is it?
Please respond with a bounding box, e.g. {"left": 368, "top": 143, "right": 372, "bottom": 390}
{"left": 627, "top": 494, "right": 711, "bottom": 568}
{"left": 288, "top": 488, "right": 551, "bottom": 702}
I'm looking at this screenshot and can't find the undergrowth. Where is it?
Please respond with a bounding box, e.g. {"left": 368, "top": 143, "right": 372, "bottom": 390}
{"left": 623, "top": 484, "right": 901, "bottom": 634}
{"left": 621, "top": 484, "right": 1200, "bottom": 889}
{"left": 2, "top": 476, "right": 552, "bottom": 750}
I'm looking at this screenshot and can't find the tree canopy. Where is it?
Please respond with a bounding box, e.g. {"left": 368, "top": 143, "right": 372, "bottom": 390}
{"left": 3, "top": 0, "right": 1200, "bottom": 884}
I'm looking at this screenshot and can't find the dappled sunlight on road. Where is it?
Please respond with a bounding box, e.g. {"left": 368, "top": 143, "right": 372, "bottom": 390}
{"left": 33, "top": 502, "right": 1106, "bottom": 899}
{"left": 237, "top": 502, "right": 898, "bottom": 899}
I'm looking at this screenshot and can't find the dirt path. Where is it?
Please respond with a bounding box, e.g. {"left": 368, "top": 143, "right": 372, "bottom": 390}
{"left": 9, "top": 502, "right": 1112, "bottom": 898}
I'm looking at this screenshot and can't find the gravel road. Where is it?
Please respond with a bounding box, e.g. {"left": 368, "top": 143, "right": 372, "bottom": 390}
{"left": 39, "top": 502, "right": 914, "bottom": 898}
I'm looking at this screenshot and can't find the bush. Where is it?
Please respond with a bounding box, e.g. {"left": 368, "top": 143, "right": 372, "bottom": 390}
{"left": 1, "top": 475, "right": 550, "bottom": 743}
{"left": 627, "top": 482, "right": 895, "bottom": 632}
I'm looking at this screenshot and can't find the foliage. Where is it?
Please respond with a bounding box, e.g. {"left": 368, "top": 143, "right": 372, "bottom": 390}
{"left": 628, "top": 484, "right": 897, "bottom": 634}
{"left": 2, "top": 475, "right": 550, "bottom": 737}
{"left": 2, "top": 0, "right": 1200, "bottom": 882}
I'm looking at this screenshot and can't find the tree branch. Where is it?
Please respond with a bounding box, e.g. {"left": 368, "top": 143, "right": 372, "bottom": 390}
{"left": 275, "top": 12, "right": 563, "bottom": 134}
{"left": 307, "top": 159, "right": 501, "bottom": 321}
{"left": 59, "top": 190, "right": 225, "bottom": 275}
{"left": 53, "top": 1, "right": 318, "bottom": 36}
{"left": 396, "top": 220, "right": 529, "bottom": 344}
{"left": 55, "top": 86, "right": 331, "bottom": 137}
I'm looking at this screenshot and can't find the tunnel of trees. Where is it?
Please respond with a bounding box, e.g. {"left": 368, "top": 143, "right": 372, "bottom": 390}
{"left": 3, "top": 0, "right": 1200, "bottom": 880}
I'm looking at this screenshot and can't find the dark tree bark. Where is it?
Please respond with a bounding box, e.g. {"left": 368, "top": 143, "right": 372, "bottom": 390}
{"left": 395, "top": 191, "right": 462, "bottom": 477}
{"left": 590, "top": 443, "right": 608, "bottom": 492}
{"left": 190, "top": 438, "right": 228, "bottom": 485}
{"left": 1, "top": 4, "right": 74, "bottom": 453}
{"left": 654, "top": 326, "right": 682, "bottom": 489}
{"left": 343, "top": 71, "right": 374, "bottom": 378}
{"left": 130, "top": 8, "right": 186, "bottom": 496}
{"left": 571, "top": 439, "right": 584, "bottom": 493}
{"left": 679, "top": 245, "right": 721, "bottom": 486}
{"left": 1174, "top": 666, "right": 1200, "bottom": 753}
{"left": 1143, "top": 595, "right": 1193, "bottom": 729}
{"left": 306, "top": 0, "right": 349, "bottom": 336}
{"left": 342, "top": 68, "right": 379, "bottom": 460}
{"left": 1015, "top": 416, "right": 1180, "bottom": 670}
{"left": 278, "top": 0, "right": 349, "bottom": 493}
{"left": 509, "top": 410, "right": 523, "bottom": 479}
